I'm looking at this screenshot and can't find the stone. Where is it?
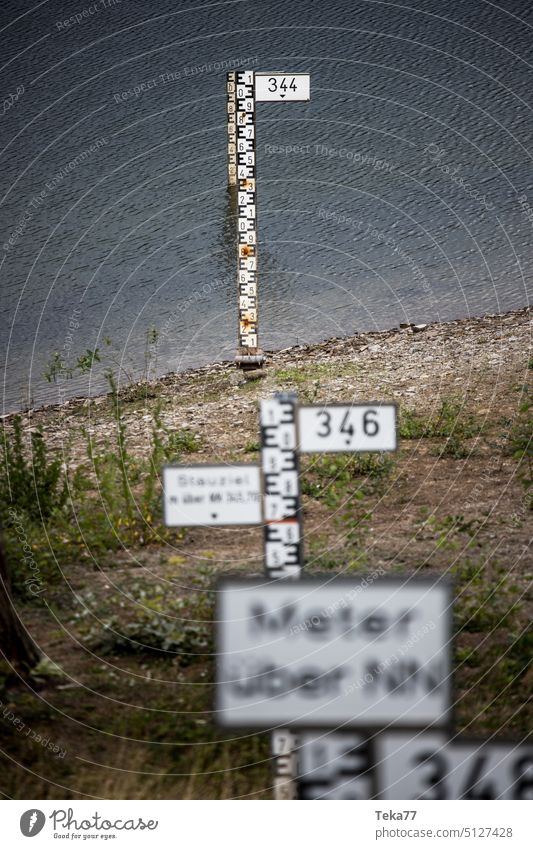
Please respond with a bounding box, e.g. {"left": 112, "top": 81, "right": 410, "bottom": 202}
{"left": 229, "top": 371, "right": 246, "bottom": 387}
{"left": 244, "top": 369, "right": 267, "bottom": 381}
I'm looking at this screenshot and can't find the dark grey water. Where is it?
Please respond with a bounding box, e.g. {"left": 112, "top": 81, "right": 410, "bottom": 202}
{"left": 1, "top": 0, "right": 532, "bottom": 411}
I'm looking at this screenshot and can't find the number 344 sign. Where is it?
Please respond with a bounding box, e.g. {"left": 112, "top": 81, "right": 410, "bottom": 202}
{"left": 255, "top": 73, "right": 310, "bottom": 102}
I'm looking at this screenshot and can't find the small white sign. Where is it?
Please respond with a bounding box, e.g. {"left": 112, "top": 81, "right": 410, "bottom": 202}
{"left": 376, "top": 732, "right": 533, "bottom": 800}
{"left": 216, "top": 577, "right": 451, "bottom": 728}
{"left": 298, "top": 404, "right": 397, "bottom": 453}
{"left": 255, "top": 73, "right": 310, "bottom": 102}
{"left": 299, "top": 732, "right": 372, "bottom": 800}
{"left": 163, "top": 465, "right": 261, "bottom": 526}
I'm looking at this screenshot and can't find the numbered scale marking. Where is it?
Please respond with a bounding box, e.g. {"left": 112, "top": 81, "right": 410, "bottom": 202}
{"left": 236, "top": 70, "right": 258, "bottom": 350}
{"left": 298, "top": 732, "right": 372, "bottom": 800}
{"left": 226, "top": 72, "right": 236, "bottom": 186}
{"left": 260, "top": 395, "right": 302, "bottom": 580}
{"left": 272, "top": 728, "right": 299, "bottom": 800}
{"left": 299, "top": 403, "right": 397, "bottom": 453}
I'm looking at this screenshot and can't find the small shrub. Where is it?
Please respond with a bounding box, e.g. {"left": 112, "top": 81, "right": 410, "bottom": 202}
{"left": 165, "top": 428, "right": 202, "bottom": 455}
{"left": 244, "top": 440, "right": 260, "bottom": 453}
{"left": 503, "top": 628, "right": 533, "bottom": 678}
{"left": 453, "top": 559, "right": 520, "bottom": 633}
{"left": 433, "top": 435, "right": 469, "bottom": 459}
{"left": 75, "top": 583, "right": 213, "bottom": 662}
{"left": 43, "top": 351, "right": 72, "bottom": 383}
{"left": 400, "top": 396, "right": 480, "bottom": 440}
{"left": 301, "top": 453, "right": 393, "bottom": 506}
{"left": 0, "top": 416, "right": 68, "bottom": 520}
{"left": 76, "top": 348, "right": 101, "bottom": 374}
{"left": 307, "top": 554, "right": 343, "bottom": 571}
{"left": 416, "top": 513, "right": 480, "bottom": 551}
{"left": 274, "top": 367, "right": 307, "bottom": 384}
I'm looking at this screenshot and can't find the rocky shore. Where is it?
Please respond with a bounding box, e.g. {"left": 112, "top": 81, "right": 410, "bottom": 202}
{"left": 18, "top": 306, "right": 531, "bottom": 459}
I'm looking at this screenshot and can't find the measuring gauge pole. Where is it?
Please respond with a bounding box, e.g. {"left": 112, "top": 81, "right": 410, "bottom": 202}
{"left": 235, "top": 70, "right": 262, "bottom": 368}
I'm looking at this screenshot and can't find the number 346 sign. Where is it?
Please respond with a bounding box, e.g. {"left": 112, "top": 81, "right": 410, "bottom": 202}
{"left": 298, "top": 404, "right": 397, "bottom": 453}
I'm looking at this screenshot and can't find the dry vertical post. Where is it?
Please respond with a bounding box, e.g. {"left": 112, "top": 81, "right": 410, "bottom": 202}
{"left": 260, "top": 393, "right": 302, "bottom": 799}
{"left": 226, "top": 72, "right": 236, "bottom": 186}
{"left": 235, "top": 70, "right": 263, "bottom": 368}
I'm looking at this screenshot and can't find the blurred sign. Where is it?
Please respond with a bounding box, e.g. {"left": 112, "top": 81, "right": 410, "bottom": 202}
{"left": 163, "top": 464, "right": 261, "bottom": 526}
{"left": 298, "top": 732, "right": 372, "bottom": 799}
{"left": 255, "top": 73, "right": 311, "bottom": 102}
{"left": 298, "top": 404, "right": 397, "bottom": 453}
{"left": 376, "top": 732, "right": 533, "bottom": 800}
{"left": 215, "top": 577, "right": 451, "bottom": 729}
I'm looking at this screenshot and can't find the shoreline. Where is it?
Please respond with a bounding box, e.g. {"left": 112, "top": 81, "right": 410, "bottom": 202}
{"left": 8, "top": 305, "right": 531, "bottom": 422}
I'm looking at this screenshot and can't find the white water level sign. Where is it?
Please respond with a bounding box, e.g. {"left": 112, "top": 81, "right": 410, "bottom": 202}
{"left": 255, "top": 73, "right": 311, "bottom": 102}
{"left": 163, "top": 464, "right": 261, "bottom": 526}
{"left": 298, "top": 403, "right": 397, "bottom": 453}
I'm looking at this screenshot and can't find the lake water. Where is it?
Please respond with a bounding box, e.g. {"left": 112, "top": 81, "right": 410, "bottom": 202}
{"left": 1, "top": 0, "right": 532, "bottom": 411}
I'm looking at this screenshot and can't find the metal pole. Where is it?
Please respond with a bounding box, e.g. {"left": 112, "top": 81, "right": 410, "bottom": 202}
{"left": 260, "top": 393, "right": 302, "bottom": 799}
